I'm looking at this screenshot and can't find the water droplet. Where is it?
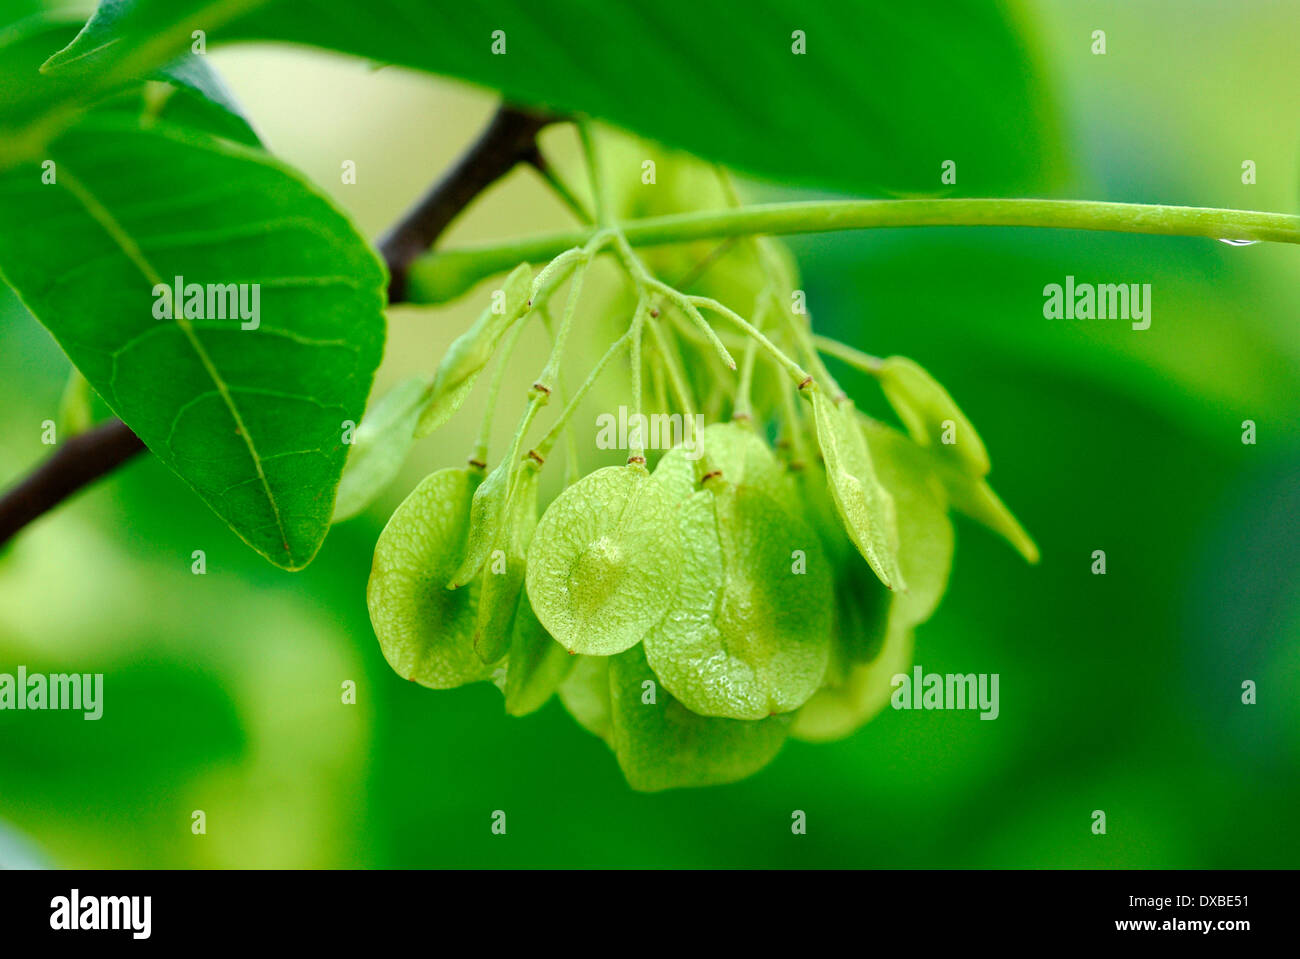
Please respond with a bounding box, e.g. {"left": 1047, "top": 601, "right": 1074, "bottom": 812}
{"left": 1218, "top": 238, "right": 1260, "bottom": 247}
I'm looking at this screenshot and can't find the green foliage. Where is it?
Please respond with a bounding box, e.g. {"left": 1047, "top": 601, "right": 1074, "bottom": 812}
{"left": 0, "top": 3, "right": 1047, "bottom": 791}
{"left": 43, "top": 0, "right": 1062, "bottom": 196}
{"left": 0, "top": 11, "right": 386, "bottom": 569}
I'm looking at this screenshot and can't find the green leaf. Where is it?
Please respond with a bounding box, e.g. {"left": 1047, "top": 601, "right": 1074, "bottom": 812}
{"left": 0, "top": 114, "right": 386, "bottom": 568}
{"left": 557, "top": 656, "right": 612, "bottom": 743}
{"left": 504, "top": 593, "right": 575, "bottom": 717}
{"left": 150, "top": 54, "right": 261, "bottom": 147}
{"left": 472, "top": 466, "right": 539, "bottom": 663}
{"left": 415, "top": 262, "right": 531, "bottom": 437}
{"left": 876, "top": 355, "right": 990, "bottom": 475}
{"left": 333, "top": 376, "right": 429, "bottom": 523}
{"left": 643, "top": 481, "right": 831, "bottom": 720}
{"left": 525, "top": 465, "right": 682, "bottom": 656}
{"left": 367, "top": 467, "right": 497, "bottom": 689}
{"left": 609, "top": 644, "right": 790, "bottom": 792}
{"left": 45, "top": 0, "right": 1062, "bottom": 196}
{"left": 809, "top": 389, "right": 905, "bottom": 591}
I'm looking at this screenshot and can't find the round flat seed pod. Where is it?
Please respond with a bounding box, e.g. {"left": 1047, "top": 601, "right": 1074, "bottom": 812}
{"left": 367, "top": 467, "right": 495, "bottom": 689}
{"left": 610, "top": 644, "right": 792, "bottom": 792}
{"left": 643, "top": 481, "right": 831, "bottom": 719}
{"left": 525, "top": 465, "right": 682, "bottom": 656}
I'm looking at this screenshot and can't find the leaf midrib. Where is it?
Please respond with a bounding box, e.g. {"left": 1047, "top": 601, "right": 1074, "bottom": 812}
{"left": 52, "top": 158, "right": 292, "bottom": 562}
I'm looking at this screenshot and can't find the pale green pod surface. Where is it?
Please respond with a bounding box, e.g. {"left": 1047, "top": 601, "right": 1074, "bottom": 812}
{"left": 366, "top": 467, "right": 495, "bottom": 689}
{"left": 696, "top": 421, "right": 794, "bottom": 502}
{"left": 415, "top": 262, "right": 532, "bottom": 437}
{"left": 643, "top": 482, "right": 831, "bottom": 720}
{"left": 791, "top": 622, "right": 915, "bottom": 743}
{"left": 525, "top": 465, "right": 682, "bottom": 656}
{"left": 936, "top": 462, "right": 1039, "bottom": 564}
{"left": 473, "top": 468, "right": 539, "bottom": 663}
{"left": 504, "top": 593, "right": 576, "bottom": 717}
{"left": 333, "top": 377, "right": 430, "bottom": 522}
{"left": 877, "top": 355, "right": 990, "bottom": 476}
{"left": 610, "top": 644, "right": 791, "bottom": 792}
{"left": 793, "top": 424, "right": 956, "bottom": 740}
{"left": 451, "top": 456, "right": 512, "bottom": 588}
{"left": 810, "top": 390, "right": 905, "bottom": 591}
{"left": 558, "top": 656, "right": 613, "bottom": 744}
{"left": 648, "top": 439, "right": 697, "bottom": 505}
{"left": 648, "top": 421, "right": 790, "bottom": 504}
{"left": 862, "top": 420, "right": 956, "bottom": 626}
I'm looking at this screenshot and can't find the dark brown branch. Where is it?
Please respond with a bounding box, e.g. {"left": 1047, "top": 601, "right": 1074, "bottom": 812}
{"left": 0, "top": 103, "right": 555, "bottom": 550}
{"left": 0, "top": 419, "right": 145, "bottom": 547}
{"left": 380, "top": 104, "right": 553, "bottom": 303}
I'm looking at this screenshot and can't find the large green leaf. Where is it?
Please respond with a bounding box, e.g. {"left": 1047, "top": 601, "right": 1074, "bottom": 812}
{"left": 44, "top": 0, "right": 1061, "bottom": 196}
{"left": 0, "top": 111, "right": 386, "bottom": 567}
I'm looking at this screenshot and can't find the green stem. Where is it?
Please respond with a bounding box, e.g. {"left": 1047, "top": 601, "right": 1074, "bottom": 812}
{"left": 732, "top": 295, "right": 766, "bottom": 422}
{"left": 577, "top": 120, "right": 609, "bottom": 227}
{"left": 690, "top": 295, "right": 808, "bottom": 383}
{"left": 410, "top": 198, "right": 1300, "bottom": 298}
{"left": 646, "top": 320, "right": 696, "bottom": 423}
{"left": 472, "top": 314, "right": 530, "bottom": 463}
{"left": 530, "top": 156, "right": 594, "bottom": 225}
{"left": 535, "top": 330, "right": 633, "bottom": 458}
{"left": 813, "top": 334, "right": 885, "bottom": 375}
{"left": 628, "top": 297, "right": 649, "bottom": 463}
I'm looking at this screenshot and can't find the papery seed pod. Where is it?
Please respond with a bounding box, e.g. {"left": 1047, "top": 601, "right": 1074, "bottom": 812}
{"left": 809, "top": 389, "right": 905, "bottom": 591}
{"left": 525, "top": 464, "right": 682, "bottom": 656}
{"left": 642, "top": 475, "right": 831, "bottom": 720}
{"left": 415, "top": 262, "right": 532, "bottom": 437}
{"left": 367, "top": 467, "right": 496, "bottom": 689}
{"left": 609, "top": 644, "right": 792, "bottom": 792}
{"left": 877, "top": 355, "right": 990, "bottom": 475}
{"left": 503, "top": 592, "right": 576, "bottom": 717}
{"left": 472, "top": 467, "right": 540, "bottom": 663}
{"left": 558, "top": 656, "right": 613, "bottom": 744}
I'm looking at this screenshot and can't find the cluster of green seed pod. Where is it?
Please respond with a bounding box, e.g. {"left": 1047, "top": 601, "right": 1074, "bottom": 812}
{"left": 353, "top": 131, "right": 1036, "bottom": 790}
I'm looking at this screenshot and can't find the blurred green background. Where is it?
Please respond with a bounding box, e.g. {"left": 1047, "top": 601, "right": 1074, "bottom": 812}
{"left": 1, "top": 0, "right": 1297, "bottom": 867}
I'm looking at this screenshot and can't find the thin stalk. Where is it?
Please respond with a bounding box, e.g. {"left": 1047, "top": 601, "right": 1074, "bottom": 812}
{"left": 577, "top": 120, "right": 609, "bottom": 227}
{"left": 813, "top": 334, "right": 885, "bottom": 375}
{"left": 646, "top": 319, "right": 696, "bottom": 423}
{"left": 471, "top": 315, "right": 530, "bottom": 465}
{"left": 732, "top": 292, "right": 771, "bottom": 422}
{"left": 627, "top": 297, "right": 649, "bottom": 463}
{"left": 410, "top": 198, "right": 1300, "bottom": 295}
{"left": 534, "top": 330, "right": 633, "bottom": 458}
{"left": 529, "top": 155, "right": 594, "bottom": 224}
{"left": 690, "top": 295, "right": 808, "bottom": 383}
